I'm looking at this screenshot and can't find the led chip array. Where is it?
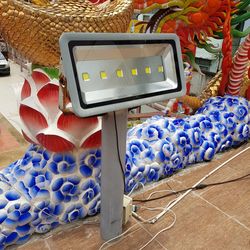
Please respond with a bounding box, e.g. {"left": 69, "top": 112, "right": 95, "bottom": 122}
{"left": 145, "top": 67, "right": 151, "bottom": 74}
{"left": 82, "top": 72, "right": 90, "bottom": 81}
{"left": 116, "top": 69, "right": 124, "bottom": 78}
{"left": 100, "top": 71, "right": 107, "bottom": 79}
{"left": 131, "top": 68, "right": 138, "bottom": 76}
{"left": 158, "top": 66, "right": 164, "bottom": 73}
{"left": 82, "top": 66, "right": 164, "bottom": 81}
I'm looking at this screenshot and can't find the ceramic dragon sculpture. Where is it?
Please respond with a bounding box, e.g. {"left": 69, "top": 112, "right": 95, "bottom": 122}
{"left": 133, "top": 0, "right": 250, "bottom": 108}
{"left": 0, "top": 0, "right": 249, "bottom": 249}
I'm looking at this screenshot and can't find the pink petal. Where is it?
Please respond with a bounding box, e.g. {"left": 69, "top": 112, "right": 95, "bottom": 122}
{"left": 21, "top": 79, "right": 31, "bottom": 101}
{"left": 36, "top": 133, "right": 75, "bottom": 152}
{"left": 19, "top": 104, "right": 48, "bottom": 136}
{"left": 37, "top": 84, "right": 59, "bottom": 118}
{"left": 32, "top": 70, "right": 50, "bottom": 89}
{"left": 57, "top": 114, "right": 99, "bottom": 140}
{"left": 81, "top": 130, "right": 102, "bottom": 149}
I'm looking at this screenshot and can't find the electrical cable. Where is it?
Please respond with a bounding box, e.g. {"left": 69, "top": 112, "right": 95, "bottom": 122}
{"left": 99, "top": 222, "right": 140, "bottom": 250}
{"left": 128, "top": 182, "right": 145, "bottom": 196}
{"left": 138, "top": 210, "right": 176, "bottom": 250}
{"left": 134, "top": 147, "right": 250, "bottom": 203}
{"left": 101, "top": 147, "right": 250, "bottom": 249}
{"left": 100, "top": 147, "right": 250, "bottom": 249}
{"left": 132, "top": 198, "right": 177, "bottom": 224}
{"left": 99, "top": 207, "right": 176, "bottom": 250}
{"left": 139, "top": 146, "right": 250, "bottom": 224}
{"left": 146, "top": 189, "right": 177, "bottom": 200}
{"left": 134, "top": 172, "right": 250, "bottom": 203}
{"left": 113, "top": 111, "right": 126, "bottom": 185}
{"left": 136, "top": 148, "right": 250, "bottom": 249}
{"left": 165, "top": 181, "right": 176, "bottom": 194}
{"left": 139, "top": 206, "right": 165, "bottom": 212}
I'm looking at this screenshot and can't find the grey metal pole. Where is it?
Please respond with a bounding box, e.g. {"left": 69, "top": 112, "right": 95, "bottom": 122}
{"left": 100, "top": 109, "right": 128, "bottom": 240}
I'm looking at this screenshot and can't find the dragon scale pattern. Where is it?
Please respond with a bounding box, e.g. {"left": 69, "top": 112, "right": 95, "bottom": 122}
{"left": 0, "top": 0, "right": 133, "bottom": 66}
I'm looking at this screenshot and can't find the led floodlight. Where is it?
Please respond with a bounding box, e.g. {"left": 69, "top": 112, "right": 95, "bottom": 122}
{"left": 59, "top": 33, "right": 186, "bottom": 117}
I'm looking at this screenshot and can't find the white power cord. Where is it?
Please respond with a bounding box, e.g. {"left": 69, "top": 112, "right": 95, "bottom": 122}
{"left": 146, "top": 189, "right": 177, "bottom": 200}
{"left": 138, "top": 210, "right": 177, "bottom": 250}
{"left": 100, "top": 146, "right": 250, "bottom": 249}
{"left": 128, "top": 182, "right": 145, "bottom": 196}
{"left": 132, "top": 198, "right": 177, "bottom": 224}
{"left": 99, "top": 208, "right": 176, "bottom": 250}
{"left": 150, "top": 146, "right": 250, "bottom": 223}
{"left": 139, "top": 206, "right": 165, "bottom": 212}
{"left": 99, "top": 222, "right": 139, "bottom": 250}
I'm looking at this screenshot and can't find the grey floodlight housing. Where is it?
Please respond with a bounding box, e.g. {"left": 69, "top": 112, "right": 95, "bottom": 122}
{"left": 59, "top": 33, "right": 186, "bottom": 117}
{"left": 59, "top": 33, "right": 186, "bottom": 241}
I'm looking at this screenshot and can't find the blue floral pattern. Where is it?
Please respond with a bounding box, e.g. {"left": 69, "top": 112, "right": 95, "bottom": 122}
{"left": 51, "top": 176, "right": 81, "bottom": 203}
{"left": 126, "top": 95, "right": 250, "bottom": 191}
{"left": 49, "top": 154, "right": 76, "bottom": 174}
{"left": 0, "top": 95, "right": 249, "bottom": 248}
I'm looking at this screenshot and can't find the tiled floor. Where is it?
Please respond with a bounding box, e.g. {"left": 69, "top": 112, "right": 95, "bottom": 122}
{"left": 1, "top": 63, "right": 250, "bottom": 249}
{"left": 0, "top": 113, "right": 28, "bottom": 166}
{"left": 0, "top": 62, "right": 24, "bottom": 133}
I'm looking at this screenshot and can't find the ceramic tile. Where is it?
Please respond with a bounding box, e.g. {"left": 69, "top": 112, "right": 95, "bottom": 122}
{"left": 172, "top": 145, "right": 249, "bottom": 189}
{"left": 108, "top": 224, "right": 166, "bottom": 250}
{"left": 0, "top": 146, "right": 27, "bottom": 167}
{"left": 132, "top": 178, "right": 185, "bottom": 215}
{"left": 13, "top": 239, "right": 50, "bottom": 250}
{"left": 200, "top": 171, "right": 250, "bottom": 229}
{"left": 0, "top": 123, "right": 20, "bottom": 152}
{"left": 46, "top": 223, "right": 102, "bottom": 250}
{"left": 135, "top": 194, "right": 250, "bottom": 250}
{"left": 0, "top": 62, "right": 24, "bottom": 132}
{"left": 225, "top": 148, "right": 250, "bottom": 175}
{"left": 0, "top": 114, "right": 28, "bottom": 167}
{"left": 0, "top": 113, "right": 26, "bottom": 144}
{"left": 45, "top": 219, "right": 166, "bottom": 250}
{"left": 4, "top": 114, "right": 23, "bottom": 134}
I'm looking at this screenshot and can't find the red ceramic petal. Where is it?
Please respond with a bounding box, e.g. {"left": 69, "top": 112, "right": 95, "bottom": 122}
{"left": 81, "top": 130, "right": 102, "bottom": 149}
{"left": 21, "top": 79, "right": 31, "bottom": 101}
{"left": 37, "top": 84, "right": 59, "bottom": 118}
{"left": 88, "top": 0, "right": 106, "bottom": 3}
{"left": 36, "top": 133, "right": 75, "bottom": 152}
{"left": 57, "top": 114, "right": 99, "bottom": 140}
{"left": 21, "top": 130, "right": 37, "bottom": 144}
{"left": 19, "top": 104, "right": 48, "bottom": 136}
{"left": 32, "top": 70, "right": 50, "bottom": 89}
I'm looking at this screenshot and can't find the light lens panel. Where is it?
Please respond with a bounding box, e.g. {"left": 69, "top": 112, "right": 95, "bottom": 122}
{"left": 74, "top": 43, "right": 178, "bottom": 105}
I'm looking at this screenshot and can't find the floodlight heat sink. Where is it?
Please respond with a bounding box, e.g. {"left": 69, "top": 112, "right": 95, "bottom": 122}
{"left": 59, "top": 33, "right": 186, "bottom": 117}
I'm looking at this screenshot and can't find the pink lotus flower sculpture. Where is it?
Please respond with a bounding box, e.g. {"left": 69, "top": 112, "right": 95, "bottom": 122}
{"left": 19, "top": 69, "right": 101, "bottom": 152}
